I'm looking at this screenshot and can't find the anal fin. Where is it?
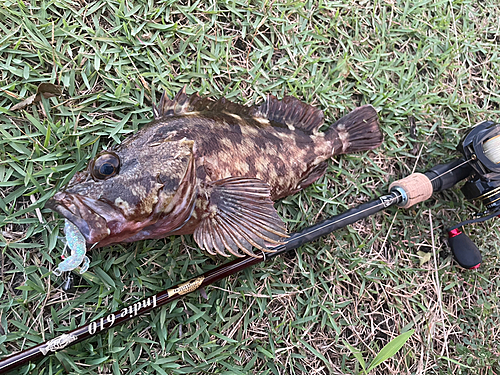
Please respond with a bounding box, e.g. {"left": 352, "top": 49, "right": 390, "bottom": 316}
{"left": 297, "top": 162, "right": 328, "bottom": 191}
{"left": 193, "top": 177, "right": 288, "bottom": 258}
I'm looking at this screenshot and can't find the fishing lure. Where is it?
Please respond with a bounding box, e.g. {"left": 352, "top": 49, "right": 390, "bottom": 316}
{"left": 53, "top": 219, "right": 90, "bottom": 276}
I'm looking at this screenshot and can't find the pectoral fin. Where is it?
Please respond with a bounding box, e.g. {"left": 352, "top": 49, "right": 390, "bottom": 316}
{"left": 194, "top": 177, "right": 288, "bottom": 257}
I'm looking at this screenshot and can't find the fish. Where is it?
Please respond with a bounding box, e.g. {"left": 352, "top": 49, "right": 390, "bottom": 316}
{"left": 46, "top": 87, "right": 383, "bottom": 261}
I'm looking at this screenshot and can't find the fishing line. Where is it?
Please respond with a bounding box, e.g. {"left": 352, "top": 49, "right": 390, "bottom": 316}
{"left": 428, "top": 159, "right": 471, "bottom": 183}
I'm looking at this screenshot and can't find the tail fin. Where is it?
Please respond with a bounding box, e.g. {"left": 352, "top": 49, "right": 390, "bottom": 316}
{"left": 327, "top": 105, "right": 383, "bottom": 153}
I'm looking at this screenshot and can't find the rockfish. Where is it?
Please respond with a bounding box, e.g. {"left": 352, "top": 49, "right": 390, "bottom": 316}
{"left": 47, "top": 87, "right": 383, "bottom": 260}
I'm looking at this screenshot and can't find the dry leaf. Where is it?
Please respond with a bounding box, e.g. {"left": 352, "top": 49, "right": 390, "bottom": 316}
{"left": 10, "top": 82, "right": 62, "bottom": 111}
{"left": 37, "top": 82, "right": 62, "bottom": 98}
{"left": 417, "top": 251, "right": 432, "bottom": 266}
{"left": 10, "top": 93, "right": 37, "bottom": 111}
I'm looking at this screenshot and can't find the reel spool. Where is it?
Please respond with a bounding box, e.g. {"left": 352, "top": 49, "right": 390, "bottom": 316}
{"left": 460, "top": 122, "right": 500, "bottom": 209}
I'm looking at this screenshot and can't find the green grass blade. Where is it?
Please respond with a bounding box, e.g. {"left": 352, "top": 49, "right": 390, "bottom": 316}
{"left": 342, "top": 339, "right": 367, "bottom": 372}
{"left": 366, "top": 330, "right": 415, "bottom": 372}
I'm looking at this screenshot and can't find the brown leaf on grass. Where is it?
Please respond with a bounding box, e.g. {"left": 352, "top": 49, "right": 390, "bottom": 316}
{"left": 10, "top": 83, "right": 62, "bottom": 111}
{"left": 37, "top": 82, "right": 62, "bottom": 98}
{"left": 10, "top": 93, "right": 37, "bottom": 111}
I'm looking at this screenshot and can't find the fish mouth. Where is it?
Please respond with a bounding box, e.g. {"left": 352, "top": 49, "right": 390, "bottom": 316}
{"left": 45, "top": 184, "right": 196, "bottom": 248}
{"left": 46, "top": 153, "right": 199, "bottom": 248}
{"left": 46, "top": 192, "right": 120, "bottom": 246}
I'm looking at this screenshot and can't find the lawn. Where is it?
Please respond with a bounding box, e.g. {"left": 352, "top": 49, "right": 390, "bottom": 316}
{"left": 1, "top": 1, "right": 500, "bottom": 374}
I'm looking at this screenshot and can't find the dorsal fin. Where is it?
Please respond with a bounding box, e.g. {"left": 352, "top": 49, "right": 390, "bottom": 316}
{"left": 200, "top": 97, "right": 253, "bottom": 117}
{"left": 153, "top": 88, "right": 324, "bottom": 133}
{"left": 251, "top": 95, "right": 324, "bottom": 133}
{"left": 153, "top": 86, "right": 253, "bottom": 120}
{"left": 153, "top": 86, "right": 206, "bottom": 119}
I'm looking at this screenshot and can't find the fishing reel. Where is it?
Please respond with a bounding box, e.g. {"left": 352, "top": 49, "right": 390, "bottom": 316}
{"left": 447, "top": 121, "right": 500, "bottom": 269}
{"left": 459, "top": 121, "right": 500, "bottom": 208}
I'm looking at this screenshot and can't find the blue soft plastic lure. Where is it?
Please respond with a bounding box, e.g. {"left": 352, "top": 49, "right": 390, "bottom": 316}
{"left": 53, "top": 219, "right": 90, "bottom": 276}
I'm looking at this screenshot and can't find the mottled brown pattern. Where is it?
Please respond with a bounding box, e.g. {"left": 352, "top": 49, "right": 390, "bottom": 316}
{"left": 47, "top": 87, "right": 383, "bottom": 258}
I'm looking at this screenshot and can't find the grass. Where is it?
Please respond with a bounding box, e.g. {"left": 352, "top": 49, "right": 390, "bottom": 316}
{"left": 1, "top": 0, "right": 500, "bottom": 374}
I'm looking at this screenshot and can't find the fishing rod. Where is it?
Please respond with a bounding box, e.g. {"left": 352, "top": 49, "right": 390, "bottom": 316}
{"left": 2, "top": 120, "right": 500, "bottom": 374}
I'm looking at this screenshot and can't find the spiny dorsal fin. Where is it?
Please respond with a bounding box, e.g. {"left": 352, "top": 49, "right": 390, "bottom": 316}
{"left": 251, "top": 95, "right": 324, "bottom": 133}
{"left": 153, "top": 86, "right": 203, "bottom": 119}
{"left": 153, "top": 86, "right": 253, "bottom": 120}
{"left": 153, "top": 88, "right": 324, "bottom": 133}
{"left": 201, "top": 97, "right": 253, "bottom": 118}
{"left": 193, "top": 177, "right": 288, "bottom": 258}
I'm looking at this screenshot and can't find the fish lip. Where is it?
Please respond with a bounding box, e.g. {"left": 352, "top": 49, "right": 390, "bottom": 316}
{"left": 46, "top": 192, "right": 111, "bottom": 244}
{"left": 46, "top": 197, "right": 91, "bottom": 239}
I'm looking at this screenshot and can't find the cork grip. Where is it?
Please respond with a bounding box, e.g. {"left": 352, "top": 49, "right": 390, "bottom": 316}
{"left": 389, "top": 173, "right": 433, "bottom": 208}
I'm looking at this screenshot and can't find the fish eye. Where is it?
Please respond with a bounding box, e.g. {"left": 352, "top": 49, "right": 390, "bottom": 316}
{"left": 91, "top": 152, "right": 120, "bottom": 180}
